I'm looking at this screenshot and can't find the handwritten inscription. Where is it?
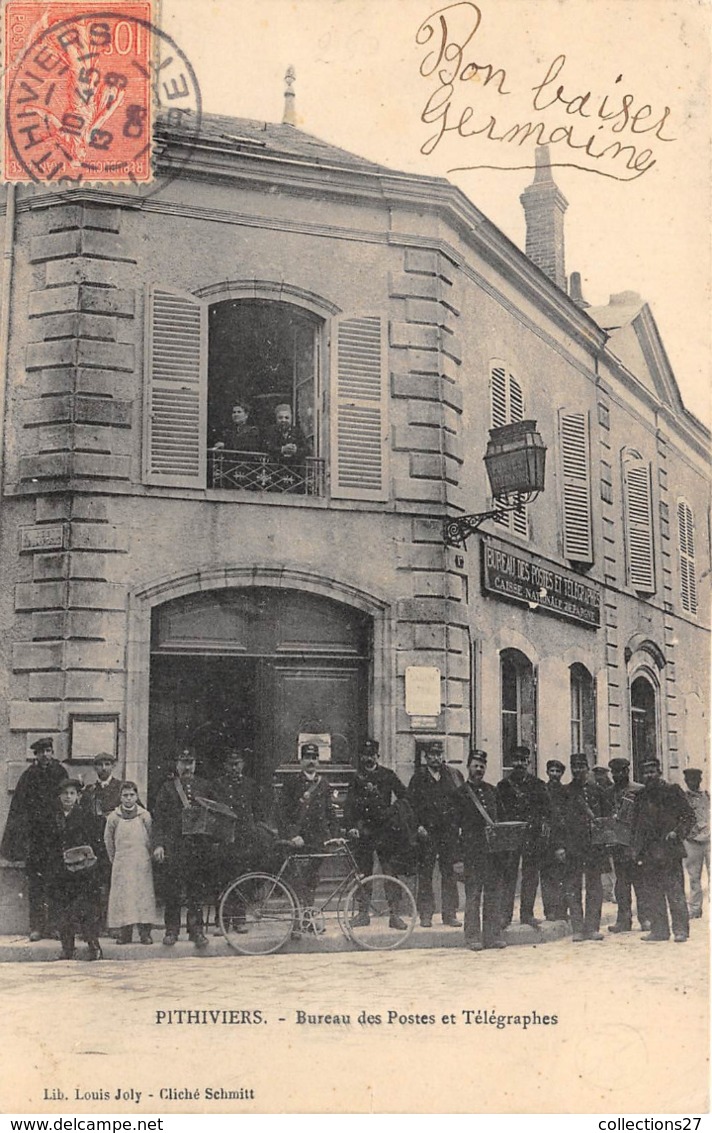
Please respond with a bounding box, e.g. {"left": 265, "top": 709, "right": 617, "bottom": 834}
{"left": 416, "top": 2, "right": 675, "bottom": 180}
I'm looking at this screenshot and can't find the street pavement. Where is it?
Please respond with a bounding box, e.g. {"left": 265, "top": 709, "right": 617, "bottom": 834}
{"left": 0, "top": 905, "right": 707, "bottom": 1115}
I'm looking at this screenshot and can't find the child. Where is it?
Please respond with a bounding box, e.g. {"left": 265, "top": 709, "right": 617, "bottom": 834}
{"left": 105, "top": 781, "right": 157, "bottom": 945}
{"left": 55, "top": 779, "right": 102, "bottom": 961}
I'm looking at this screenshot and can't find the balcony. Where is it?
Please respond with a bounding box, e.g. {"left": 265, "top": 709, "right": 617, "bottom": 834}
{"left": 208, "top": 449, "right": 326, "bottom": 496}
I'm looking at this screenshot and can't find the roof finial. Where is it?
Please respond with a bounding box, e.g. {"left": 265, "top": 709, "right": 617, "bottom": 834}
{"left": 283, "top": 65, "right": 296, "bottom": 126}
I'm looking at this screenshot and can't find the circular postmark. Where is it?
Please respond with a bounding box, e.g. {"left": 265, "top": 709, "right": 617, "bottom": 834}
{"left": 4, "top": 6, "right": 201, "bottom": 197}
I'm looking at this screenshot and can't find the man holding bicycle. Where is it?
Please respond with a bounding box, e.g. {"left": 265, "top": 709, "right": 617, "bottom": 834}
{"left": 280, "top": 743, "right": 338, "bottom": 930}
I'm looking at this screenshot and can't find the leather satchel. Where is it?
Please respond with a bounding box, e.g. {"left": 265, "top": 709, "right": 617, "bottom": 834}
{"left": 63, "top": 844, "right": 98, "bottom": 873}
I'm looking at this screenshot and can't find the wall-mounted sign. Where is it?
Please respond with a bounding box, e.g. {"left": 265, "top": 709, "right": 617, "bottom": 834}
{"left": 297, "top": 733, "right": 332, "bottom": 762}
{"left": 405, "top": 666, "right": 441, "bottom": 717}
{"left": 19, "top": 524, "right": 67, "bottom": 553}
{"left": 481, "top": 538, "right": 601, "bottom": 629}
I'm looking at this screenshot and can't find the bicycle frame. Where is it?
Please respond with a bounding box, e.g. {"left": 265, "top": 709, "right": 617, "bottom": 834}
{"left": 271, "top": 840, "right": 363, "bottom": 922}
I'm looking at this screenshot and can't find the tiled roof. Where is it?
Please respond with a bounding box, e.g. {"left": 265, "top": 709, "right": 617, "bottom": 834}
{"left": 161, "top": 110, "right": 396, "bottom": 175}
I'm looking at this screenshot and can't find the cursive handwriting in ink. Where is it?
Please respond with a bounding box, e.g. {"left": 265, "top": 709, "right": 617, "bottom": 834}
{"left": 415, "top": 3, "right": 677, "bottom": 181}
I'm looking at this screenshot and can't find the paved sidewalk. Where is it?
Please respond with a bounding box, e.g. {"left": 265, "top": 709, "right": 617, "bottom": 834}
{"left": 0, "top": 915, "right": 570, "bottom": 961}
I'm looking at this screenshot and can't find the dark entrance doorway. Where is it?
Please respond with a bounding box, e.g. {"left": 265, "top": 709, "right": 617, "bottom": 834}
{"left": 147, "top": 588, "right": 371, "bottom": 807}
{"left": 631, "top": 674, "right": 658, "bottom": 782}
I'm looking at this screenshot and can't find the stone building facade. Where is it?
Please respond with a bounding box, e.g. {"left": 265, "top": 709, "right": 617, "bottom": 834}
{"left": 0, "top": 115, "right": 708, "bottom": 929}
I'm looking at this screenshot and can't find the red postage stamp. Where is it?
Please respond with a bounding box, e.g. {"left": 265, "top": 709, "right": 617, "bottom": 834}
{"left": 3, "top": 0, "right": 153, "bottom": 183}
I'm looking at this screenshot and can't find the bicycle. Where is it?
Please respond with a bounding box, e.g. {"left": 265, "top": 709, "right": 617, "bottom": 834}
{"left": 218, "top": 837, "right": 417, "bottom": 955}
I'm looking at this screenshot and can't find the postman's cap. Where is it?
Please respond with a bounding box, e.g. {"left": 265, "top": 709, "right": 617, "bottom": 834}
{"left": 571, "top": 752, "right": 589, "bottom": 769}
{"left": 511, "top": 746, "right": 530, "bottom": 762}
{"left": 608, "top": 758, "right": 630, "bottom": 772}
{"left": 683, "top": 767, "right": 703, "bottom": 778}
{"left": 93, "top": 751, "right": 115, "bottom": 765}
{"left": 301, "top": 742, "right": 320, "bottom": 758}
{"left": 641, "top": 756, "right": 661, "bottom": 770}
{"left": 30, "top": 736, "right": 53, "bottom": 753}
{"left": 361, "top": 739, "right": 380, "bottom": 755}
{"left": 468, "top": 748, "right": 488, "bottom": 765}
{"left": 546, "top": 760, "right": 565, "bottom": 772}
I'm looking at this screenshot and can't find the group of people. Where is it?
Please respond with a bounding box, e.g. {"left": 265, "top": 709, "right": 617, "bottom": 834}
{"left": 1, "top": 733, "right": 708, "bottom": 959}
{"left": 211, "top": 402, "right": 308, "bottom": 461}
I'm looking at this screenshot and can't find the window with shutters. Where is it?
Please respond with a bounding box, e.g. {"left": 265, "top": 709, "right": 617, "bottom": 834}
{"left": 622, "top": 449, "right": 656, "bottom": 593}
{"left": 558, "top": 409, "right": 593, "bottom": 564}
{"left": 143, "top": 287, "right": 388, "bottom": 501}
{"left": 677, "top": 499, "right": 698, "bottom": 615}
{"left": 490, "top": 361, "right": 528, "bottom": 537}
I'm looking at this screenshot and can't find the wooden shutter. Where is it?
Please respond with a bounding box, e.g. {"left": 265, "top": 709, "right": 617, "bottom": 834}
{"left": 491, "top": 363, "right": 528, "bottom": 536}
{"left": 143, "top": 285, "right": 207, "bottom": 487}
{"left": 331, "top": 315, "right": 388, "bottom": 501}
{"left": 559, "top": 410, "right": 593, "bottom": 562}
{"left": 677, "top": 500, "right": 698, "bottom": 614}
{"left": 624, "top": 458, "right": 655, "bottom": 591}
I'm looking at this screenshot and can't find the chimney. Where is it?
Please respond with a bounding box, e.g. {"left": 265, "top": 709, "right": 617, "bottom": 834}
{"left": 569, "top": 271, "right": 589, "bottom": 308}
{"left": 282, "top": 65, "right": 296, "bottom": 126}
{"left": 520, "top": 145, "right": 568, "bottom": 289}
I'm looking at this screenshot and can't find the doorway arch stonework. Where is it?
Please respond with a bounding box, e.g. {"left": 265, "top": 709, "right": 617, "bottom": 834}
{"left": 125, "top": 564, "right": 395, "bottom": 794}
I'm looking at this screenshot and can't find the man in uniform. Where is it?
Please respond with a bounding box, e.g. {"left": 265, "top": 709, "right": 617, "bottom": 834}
{"left": 1, "top": 736, "right": 68, "bottom": 940}
{"left": 344, "top": 739, "right": 408, "bottom": 930}
{"left": 213, "top": 748, "right": 273, "bottom": 879}
{"left": 606, "top": 757, "right": 648, "bottom": 934}
{"left": 152, "top": 748, "right": 215, "bottom": 949}
{"left": 406, "top": 740, "right": 463, "bottom": 928}
{"left": 682, "top": 767, "right": 710, "bottom": 919}
{"left": 79, "top": 751, "right": 123, "bottom": 932}
{"left": 540, "top": 759, "right": 568, "bottom": 921}
{"left": 634, "top": 756, "right": 695, "bottom": 943}
{"left": 496, "top": 746, "right": 550, "bottom": 929}
{"left": 280, "top": 742, "right": 338, "bottom": 926}
{"left": 554, "top": 752, "right": 613, "bottom": 942}
{"left": 455, "top": 749, "right": 506, "bottom": 951}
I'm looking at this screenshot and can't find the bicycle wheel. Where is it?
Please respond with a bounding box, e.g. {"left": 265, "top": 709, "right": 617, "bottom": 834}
{"left": 342, "top": 874, "right": 417, "bottom": 950}
{"left": 218, "top": 872, "right": 298, "bottom": 955}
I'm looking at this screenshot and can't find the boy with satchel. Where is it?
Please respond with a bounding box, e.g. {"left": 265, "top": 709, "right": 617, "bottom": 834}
{"left": 455, "top": 749, "right": 507, "bottom": 951}
{"left": 54, "top": 779, "right": 102, "bottom": 961}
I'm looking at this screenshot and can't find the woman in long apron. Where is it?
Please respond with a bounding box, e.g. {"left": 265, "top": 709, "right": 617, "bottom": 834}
{"left": 105, "top": 781, "right": 158, "bottom": 945}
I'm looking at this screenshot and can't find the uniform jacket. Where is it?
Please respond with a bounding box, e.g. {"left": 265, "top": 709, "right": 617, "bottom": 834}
{"left": 496, "top": 772, "right": 550, "bottom": 855}
{"left": 632, "top": 780, "right": 695, "bottom": 865}
{"left": 212, "top": 774, "right": 261, "bottom": 850}
{"left": 343, "top": 766, "right": 406, "bottom": 838}
{"left": 406, "top": 765, "right": 463, "bottom": 842}
{"left": 1, "top": 758, "right": 68, "bottom": 862}
{"left": 152, "top": 775, "right": 215, "bottom": 856}
{"left": 280, "top": 774, "right": 338, "bottom": 849}
{"left": 455, "top": 780, "right": 499, "bottom": 860}
{"left": 554, "top": 780, "right": 613, "bottom": 866}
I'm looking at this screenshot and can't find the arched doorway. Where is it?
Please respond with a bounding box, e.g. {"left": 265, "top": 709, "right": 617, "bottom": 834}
{"left": 630, "top": 674, "right": 658, "bottom": 782}
{"left": 147, "top": 587, "right": 371, "bottom": 805}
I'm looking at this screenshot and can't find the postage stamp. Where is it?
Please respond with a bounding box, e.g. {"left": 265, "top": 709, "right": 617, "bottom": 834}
{"left": 2, "top": 0, "right": 201, "bottom": 187}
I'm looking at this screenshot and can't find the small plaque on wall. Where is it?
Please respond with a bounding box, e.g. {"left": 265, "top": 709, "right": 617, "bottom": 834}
{"left": 405, "top": 666, "right": 441, "bottom": 717}
{"left": 19, "top": 524, "right": 67, "bottom": 553}
{"left": 69, "top": 714, "right": 119, "bottom": 763}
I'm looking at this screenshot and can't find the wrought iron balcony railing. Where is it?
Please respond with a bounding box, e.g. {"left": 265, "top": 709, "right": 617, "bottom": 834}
{"left": 209, "top": 449, "right": 325, "bottom": 496}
